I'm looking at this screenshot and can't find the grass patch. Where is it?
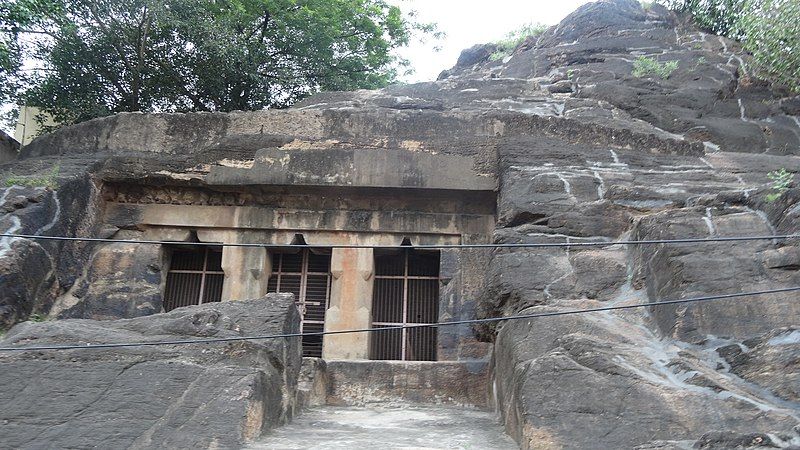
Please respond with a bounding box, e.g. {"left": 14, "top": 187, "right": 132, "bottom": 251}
{"left": 765, "top": 168, "right": 793, "bottom": 202}
{"left": 4, "top": 164, "right": 60, "bottom": 189}
{"left": 28, "top": 313, "right": 47, "bottom": 323}
{"left": 632, "top": 56, "right": 679, "bottom": 79}
{"left": 490, "top": 23, "right": 548, "bottom": 61}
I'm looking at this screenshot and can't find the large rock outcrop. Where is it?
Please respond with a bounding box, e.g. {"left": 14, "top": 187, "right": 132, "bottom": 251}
{"left": 0, "top": 0, "right": 799, "bottom": 448}
{"left": 0, "top": 294, "right": 301, "bottom": 449}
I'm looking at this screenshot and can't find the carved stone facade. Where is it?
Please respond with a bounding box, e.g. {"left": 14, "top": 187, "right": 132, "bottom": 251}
{"left": 96, "top": 148, "right": 497, "bottom": 361}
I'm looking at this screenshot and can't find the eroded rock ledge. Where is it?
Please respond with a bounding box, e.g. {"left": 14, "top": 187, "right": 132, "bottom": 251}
{"left": 0, "top": 294, "right": 301, "bottom": 449}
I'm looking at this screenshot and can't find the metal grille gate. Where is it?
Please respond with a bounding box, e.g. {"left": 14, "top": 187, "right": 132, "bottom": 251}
{"left": 267, "top": 249, "right": 331, "bottom": 357}
{"left": 370, "top": 249, "right": 439, "bottom": 361}
{"left": 163, "top": 247, "right": 224, "bottom": 312}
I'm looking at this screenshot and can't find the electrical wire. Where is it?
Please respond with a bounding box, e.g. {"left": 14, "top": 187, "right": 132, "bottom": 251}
{"left": 1, "top": 285, "right": 797, "bottom": 352}
{"left": 1, "top": 232, "right": 799, "bottom": 249}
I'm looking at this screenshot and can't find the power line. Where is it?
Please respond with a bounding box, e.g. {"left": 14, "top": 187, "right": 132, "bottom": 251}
{"left": 1, "top": 232, "right": 798, "bottom": 249}
{"left": 1, "top": 285, "right": 797, "bottom": 352}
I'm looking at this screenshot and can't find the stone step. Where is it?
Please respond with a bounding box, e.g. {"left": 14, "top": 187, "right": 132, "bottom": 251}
{"left": 298, "top": 358, "right": 491, "bottom": 408}
{"left": 247, "top": 405, "right": 517, "bottom": 450}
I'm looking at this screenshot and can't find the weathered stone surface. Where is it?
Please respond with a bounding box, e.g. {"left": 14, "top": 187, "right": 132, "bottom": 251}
{"left": 691, "top": 431, "right": 791, "bottom": 449}
{"left": 248, "top": 405, "right": 516, "bottom": 450}
{"left": 0, "top": 294, "right": 302, "bottom": 449}
{"left": 492, "top": 296, "right": 800, "bottom": 450}
{"left": 0, "top": 0, "right": 799, "bottom": 447}
{"left": 455, "top": 43, "right": 498, "bottom": 70}
{"left": 207, "top": 148, "right": 496, "bottom": 191}
{"left": 318, "top": 359, "right": 490, "bottom": 407}
{"left": 0, "top": 129, "right": 18, "bottom": 164}
{"left": 631, "top": 207, "right": 800, "bottom": 341}
{"left": 50, "top": 239, "right": 166, "bottom": 320}
{"left": 0, "top": 179, "right": 103, "bottom": 328}
{"left": 717, "top": 327, "right": 800, "bottom": 402}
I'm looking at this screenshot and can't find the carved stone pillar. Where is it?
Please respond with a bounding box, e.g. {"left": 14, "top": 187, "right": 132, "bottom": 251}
{"left": 220, "top": 246, "right": 271, "bottom": 301}
{"left": 323, "top": 247, "right": 374, "bottom": 360}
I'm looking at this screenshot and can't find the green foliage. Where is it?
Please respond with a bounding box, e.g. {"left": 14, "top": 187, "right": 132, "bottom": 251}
{"left": 658, "top": 0, "right": 745, "bottom": 35}
{"left": 4, "top": 0, "right": 437, "bottom": 127}
{"left": 631, "top": 56, "right": 679, "bottom": 79}
{"left": 27, "top": 313, "right": 47, "bottom": 322}
{"left": 0, "top": 105, "right": 18, "bottom": 132}
{"left": 1, "top": 1, "right": 63, "bottom": 103}
{"left": 737, "top": 0, "right": 800, "bottom": 93}
{"left": 4, "top": 163, "right": 59, "bottom": 188}
{"left": 692, "top": 56, "right": 707, "bottom": 71}
{"left": 489, "top": 22, "right": 547, "bottom": 61}
{"left": 657, "top": 0, "right": 800, "bottom": 93}
{"left": 765, "top": 168, "right": 793, "bottom": 202}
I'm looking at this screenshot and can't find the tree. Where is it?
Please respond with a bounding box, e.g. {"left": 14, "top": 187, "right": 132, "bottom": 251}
{"left": 1, "top": 1, "right": 49, "bottom": 104}
{"left": 658, "top": 0, "right": 799, "bottom": 93}
{"left": 736, "top": 0, "right": 799, "bottom": 93}
{"left": 658, "top": 0, "right": 745, "bottom": 36}
{"left": 6, "top": 0, "right": 437, "bottom": 127}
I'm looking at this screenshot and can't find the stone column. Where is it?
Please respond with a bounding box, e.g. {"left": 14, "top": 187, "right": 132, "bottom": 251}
{"left": 323, "top": 247, "right": 374, "bottom": 360}
{"left": 220, "top": 246, "right": 271, "bottom": 301}
{"left": 436, "top": 248, "right": 459, "bottom": 361}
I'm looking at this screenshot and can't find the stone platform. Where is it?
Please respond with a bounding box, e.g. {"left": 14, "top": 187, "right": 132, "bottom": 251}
{"left": 247, "top": 405, "right": 516, "bottom": 450}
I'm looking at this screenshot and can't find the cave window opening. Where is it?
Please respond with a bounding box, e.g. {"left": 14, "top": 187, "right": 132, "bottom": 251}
{"left": 267, "top": 248, "right": 332, "bottom": 358}
{"left": 163, "top": 246, "right": 224, "bottom": 312}
{"left": 370, "top": 248, "right": 440, "bottom": 361}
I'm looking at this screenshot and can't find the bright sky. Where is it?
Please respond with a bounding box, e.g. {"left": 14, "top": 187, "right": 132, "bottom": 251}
{"left": 388, "top": 0, "right": 593, "bottom": 82}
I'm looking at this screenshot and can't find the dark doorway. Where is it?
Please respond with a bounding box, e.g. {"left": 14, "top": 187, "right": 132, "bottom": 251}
{"left": 370, "top": 248, "right": 440, "bottom": 361}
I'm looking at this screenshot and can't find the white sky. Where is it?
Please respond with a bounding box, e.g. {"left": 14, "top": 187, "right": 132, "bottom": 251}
{"left": 389, "top": 0, "right": 593, "bottom": 82}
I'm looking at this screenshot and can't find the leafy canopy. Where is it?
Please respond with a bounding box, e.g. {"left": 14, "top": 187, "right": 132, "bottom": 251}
{"left": 1, "top": 1, "right": 58, "bottom": 104}
{"left": 3, "top": 0, "right": 437, "bottom": 126}
{"left": 658, "top": 0, "right": 799, "bottom": 93}
{"left": 736, "top": 0, "right": 799, "bottom": 93}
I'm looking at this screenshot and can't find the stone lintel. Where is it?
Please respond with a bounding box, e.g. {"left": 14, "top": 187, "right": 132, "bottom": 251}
{"left": 105, "top": 203, "right": 494, "bottom": 236}
{"left": 206, "top": 148, "right": 496, "bottom": 191}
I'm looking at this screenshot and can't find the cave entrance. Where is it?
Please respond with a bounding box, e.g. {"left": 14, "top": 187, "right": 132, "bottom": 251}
{"left": 163, "top": 246, "right": 224, "bottom": 312}
{"left": 370, "top": 248, "right": 440, "bottom": 361}
{"left": 267, "top": 248, "right": 332, "bottom": 357}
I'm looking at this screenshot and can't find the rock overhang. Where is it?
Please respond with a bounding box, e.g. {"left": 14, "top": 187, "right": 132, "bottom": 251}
{"left": 206, "top": 148, "right": 497, "bottom": 192}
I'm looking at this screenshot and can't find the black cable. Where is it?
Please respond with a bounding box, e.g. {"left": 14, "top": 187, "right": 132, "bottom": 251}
{"left": 1, "top": 232, "right": 798, "bottom": 249}
{"left": 1, "top": 285, "right": 797, "bottom": 352}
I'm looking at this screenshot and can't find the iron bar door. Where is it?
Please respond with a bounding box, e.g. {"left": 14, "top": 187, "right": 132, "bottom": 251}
{"left": 370, "top": 249, "right": 439, "bottom": 361}
{"left": 163, "top": 247, "right": 224, "bottom": 312}
{"left": 267, "top": 249, "right": 331, "bottom": 357}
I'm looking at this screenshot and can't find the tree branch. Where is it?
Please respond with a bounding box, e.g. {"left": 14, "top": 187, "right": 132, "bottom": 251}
{"left": 86, "top": 4, "right": 135, "bottom": 75}
{"left": 154, "top": 58, "right": 211, "bottom": 112}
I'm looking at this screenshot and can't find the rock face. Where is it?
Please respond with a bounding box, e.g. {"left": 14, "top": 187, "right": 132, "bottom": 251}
{"left": 1, "top": 0, "right": 799, "bottom": 448}
{"left": 0, "top": 130, "right": 18, "bottom": 164}
{"left": 0, "top": 178, "right": 102, "bottom": 328}
{"left": 0, "top": 294, "right": 301, "bottom": 449}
